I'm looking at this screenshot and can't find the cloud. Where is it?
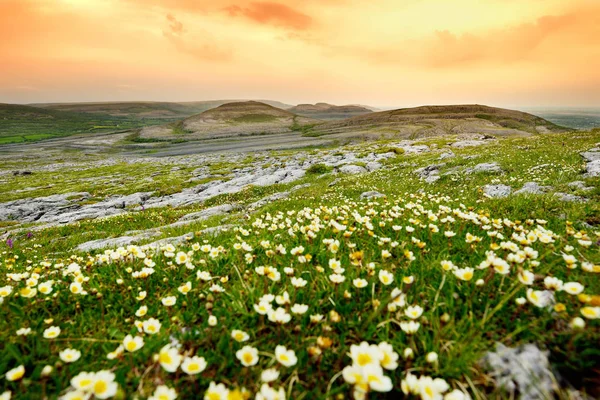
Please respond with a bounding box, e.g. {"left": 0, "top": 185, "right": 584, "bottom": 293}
{"left": 224, "top": 2, "right": 313, "bottom": 30}
{"left": 162, "top": 14, "right": 232, "bottom": 62}
{"left": 424, "top": 5, "right": 600, "bottom": 67}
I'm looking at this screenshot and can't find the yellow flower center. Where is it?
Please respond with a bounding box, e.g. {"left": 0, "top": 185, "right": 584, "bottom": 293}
{"left": 357, "top": 353, "right": 372, "bottom": 366}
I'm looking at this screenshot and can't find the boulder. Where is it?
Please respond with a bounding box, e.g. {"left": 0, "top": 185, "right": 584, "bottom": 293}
{"left": 360, "top": 191, "right": 385, "bottom": 200}
{"left": 483, "top": 184, "right": 512, "bottom": 198}
{"left": 338, "top": 165, "right": 367, "bottom": 174}
{"left": 514, "top": 182, "right": 551, "bottom": 195}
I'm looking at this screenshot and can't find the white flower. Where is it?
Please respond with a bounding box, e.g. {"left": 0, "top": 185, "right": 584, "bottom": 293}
{"left": 261, "top": 368, "right": 280, "bottom": 383}
{"left": 378, "top": 342, "right": 399, "bottom": 370}
{"left": 149, "top": 385, "right": 177, "bottom": 400}
{"left": 231, "top": 330, "right": 249, "bottom": 342}
{"left": 4, "top": 365, "right": 25, "bottom": 381}
{"left": 275, "top": 345, "right": 297, "bottom": 367}
{"left": 562, "top": 282, "right": 584, "bottom": 295}
{"left": 59, "top": 348, "right": 82, "bottom": 363}
{"left": 204, "top": 382, "right": 229, "bottom": 400}
{"left": 158, "top": 345, "right": 182, "bottom": 373}
{"left": 404, "top": 305, "right": 423, "bottom": 319}
{"left": 143, "top": 318, "right": 161, "bottom": 335}
{"left": 349, "top": 342, "right": 382, "bottom": 367}
{"left": 526, "top": 289, "right": 554, "bottom": 308}
{"left": 123, "top": 335, "right": 144, "bottom": 352}
{"left": 161, "top": 296, "right": 177, "bottom": 306}
{"left": 90, "top": 370, "right": 118, "bottom": 399}
{"left": 236, "top": 346, "right": 259, "bottom": 367}
{"left": 181, "top": 356, "right": 207, "bottom": 375}
{"left": 378, "top": 270, "right": 394, "bottom": 285}
{"left": 43, "top": 326, "right": 61, "bottom": 339}
{"left": 291, "top": 304, "right": 308, "bottom": 314}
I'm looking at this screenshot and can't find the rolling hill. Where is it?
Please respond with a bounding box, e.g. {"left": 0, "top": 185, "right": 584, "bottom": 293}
{"left": 137, "top": 101, "right": 317, "bottom": 141}
{"left": 305, "top": 104, "right": 568, "bottom": 138}
{"left": 287, "top": 103, "right": 373, "bottom": 120}
{"left": 0, "top": 103, "right": 152, "bottom": 144}
{"left": 32, "top": 100, "right": 294, "bottom": 119}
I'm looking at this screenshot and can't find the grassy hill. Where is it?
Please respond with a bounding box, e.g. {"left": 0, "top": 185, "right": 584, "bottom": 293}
{"left": 288, "top": 102, "right": 373, "bottom": 120}
{"left": 137, "top": 101, "right": 317, "bottom": 141}
{"left": 305, "top": 104, "right": 569, "bottom": 138}
{"left": 0, "top": 103, "right": 160, "bottom": 145}
{"left": 33, "top": 100, "right": 294, "bottom": 120}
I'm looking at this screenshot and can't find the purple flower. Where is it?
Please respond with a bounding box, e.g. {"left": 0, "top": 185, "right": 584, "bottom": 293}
{"left": 27, "top": 232, "right": 33, "bottom": 239}
{"left": 6, "top": 238, "right": 13, "bottom": 248}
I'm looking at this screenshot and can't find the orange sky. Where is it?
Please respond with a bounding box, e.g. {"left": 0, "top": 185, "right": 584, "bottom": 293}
{"left": 1, "top": 0, "right": 599, "bottom": 107}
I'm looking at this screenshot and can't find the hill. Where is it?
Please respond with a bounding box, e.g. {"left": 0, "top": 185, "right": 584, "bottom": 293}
{"left": 33, "top": 100, "right": 294, "bottom": 119}
{"left": 0, "top": 103, "right": 152, "bottom": 145}
{"left": 288, "top": 102, "right": 373, "bottom": 120}
{"left": 137, "top": 101, "right": 317, "bottom": 141}
{"left": 305, "top": 104, "right": 568, "bottom": 138}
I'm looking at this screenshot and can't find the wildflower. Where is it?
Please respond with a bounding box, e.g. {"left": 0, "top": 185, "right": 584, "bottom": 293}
{"left": 204, "top": 382, "right": 229, "bottom": 400}
{"left": 178, "top": 282, "right": 192, "bottom": 294}
{"left": 418, "top": 376, "right": 449, "bottom": 400}
{"left": 4, "top": 365, "right": 25, "bottom": 381}
{"left": 255, "top": 384, "right": 286, "bottom": 400}
{"left": 563, "top": 282, "right": 584, "bottom": 295}
{"left": 181, "top": 356, "right": 207, "bottom": 375}
{"left": 349, "top": 342, "right": 382, "bottom": 367}
{"left": 231, "top": 330, "right": 249, "bottom": 342}
{"left": 329, "top": 274, "right": 345, "bottom": 284}
{"left": 378, "top": 270, "right": 394, "bottom": 285}
{"left": 291, "top": 304, "right": 308, "bottom": 314}
{"left": 518, "top": 270, "right": 535, "bottom": 285}
{"left": 261, "top": 368, "right": 279, "bottom": 383}
{"left": 90, "top": 370, "right": 118, "bottom": 399}
{"left": 149, "top": 385, "right": 177, "bottom": 400}
{"left": 275, "top": 345, "right": 297, "bottom": 367}
{"left": 580, "top": 306, "right": 600, "bottom": 319}
{"left": 445, "top": 389, "right": 471, "bottom": 400}
{"left": 405, "top": 305, "right": 423, "bottom": 319}
{"left": 363, "top": 364, "right": 393, "bottom": 392}
{"left": 135, "top": 306, "right": 148, "bottom": 317}
{"left": 208, "top": 316, "right": 218, "bottom": 326}
{"left": 175, "top": 252, "right": 189, "bottom": 265}
{"left": 403, "top": 348, "right": 414, "bottom": 360}
{"left": 453, "top": 267, "right": 474, "bottom": 281}
{"left": 136, "top": 291, "right": 147, "bottom": 301}
{"left": 526, "top": 289, "right": 554, "bottom": 308}
{"left": 353, "top": 278, "right": 368, "bottom": 288}
{"left": 378, "top": 342, "right": 399, "bottom": 370}
{"left": 143, "top": 318, "right": 161, "bottom": 335}
{"left": 43, "top": 326, "right": 61, "bottom": 339}
{"left": 161, "top": 296, "right": 176, "bottom": 306}
{"left": 400, "top": 321, "right": 420, "bottom": 335}
{"left": 71, "top": 371, "right": 96, "bottom": 391}
{"left": 236, "top": 346, "right": 259, "bottom": 367}
{"left": 544, "top": 276, "right": 563, "bottom": 291}
{"left": 123, "top": 335, "right": 144, "bottom": 352}
{"left": 158, "top": 345, "right": 182, "bottom": 372}
{"left": 425, "top": 352, "right": 438, "bottom": 363}
{"left": 59, "top": 349, "right": 82, "bottom": 363}
{"left": 570, "top": 317, "right": 586, "bottom": 329}
{"left": 16, "top": 328, "right": 31, "bottom": 336}
{"left": 268, "top": 307, "right": 291, "bottom": 324}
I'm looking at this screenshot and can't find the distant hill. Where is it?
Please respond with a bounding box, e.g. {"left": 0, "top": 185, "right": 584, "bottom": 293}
{"left": 288, "top": 103, "right": 373, "bottom": 120}
{"left": 33, "top": 100, "right": 294, "bottom": 119}
{"left": 0, "top": 103, "right": 149, "bottom": 145}
{"left": 137, "top": 101, "right": 316, "bottom": 141}
{"left": 305, "top": 104, "right": 568, "bottom": 138}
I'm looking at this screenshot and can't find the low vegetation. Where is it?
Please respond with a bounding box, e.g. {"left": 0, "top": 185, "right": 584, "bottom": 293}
{"left": 0, "top": 123, "right": 598, "bottom": 400}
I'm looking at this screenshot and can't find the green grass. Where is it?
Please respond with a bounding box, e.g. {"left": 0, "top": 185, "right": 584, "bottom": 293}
{"left": 230, "top": 114, "right": 278, "bottom": 124}
{"left": 0, "top": 104, "right": 175, "bottom": 144}
{"left": 0, "top": 130, "right": 599, "bottom": 399}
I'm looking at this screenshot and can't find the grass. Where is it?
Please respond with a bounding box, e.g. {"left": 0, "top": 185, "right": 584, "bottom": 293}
{"left": 231, "top": 114, "right": 278, "bottom": 124}
{"left": 0, "top": 130, "right": 599, "bottom": 399}
{"left": 0, "top": 104, "right": 175, "bottom": 144}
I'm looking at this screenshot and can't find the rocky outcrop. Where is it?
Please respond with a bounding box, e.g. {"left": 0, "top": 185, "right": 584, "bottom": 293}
{"left": 466, "top": 162, "right": 504, "bottom": 174}
{"left": 481, "top": 343, "right": 556, "bottom": 400}
{"left": 483, "top": 184, "right": 512, "bottom": 198}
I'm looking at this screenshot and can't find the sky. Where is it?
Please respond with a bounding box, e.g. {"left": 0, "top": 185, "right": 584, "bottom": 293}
{"left": 1, "top": 0, "right": 599, "bottom": 108}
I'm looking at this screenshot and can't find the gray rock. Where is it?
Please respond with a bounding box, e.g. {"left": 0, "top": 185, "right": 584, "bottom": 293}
{"left": 0, "top": 192, "right": 91, "bottom": 222}
{"left": 584, "top": 159, "right": 600, "bottom": 177}
{"left": 365, "top": 161, "right": 382, "bottom": 172}
{"left": 414, "top": 164, "right": 444, "bottom": 183}
{"left": 360, "top": 191, "right": 385, "bottom": 200}
{"left": 338, "top": 165, "right": 367, "bottom": 175}
{"left": 466, "top": 162, "right": 504, "bottom": 174}
{"left": 480, "top": 343, "right": 556, "bottom": 400}
{"left": 483, "top": 184, "right": 512, "bottom": 198}
{"left": 439, "top": 151, "right": 455, "bottom": 160}
{"left": 514, "top": 182, "right": 551, "bottom": 195}
{"left": 248, "top": 192, "right": 290, "bottom": 209}
{"left": 580, "top": 151, "right": 600, "bottom": 162}
{"left": 451, "top": 140, "right": 487, "bottom": 148}
{"left": 178, "top": 204, "right": 238, "bottom": 222}
{"left": 554, "top": 193, "right": 588, "bottom": 203}
{"left": 399, "top": 145, "right": 430, "bottom": 154}
{"left": 328, "top": 178, "right": 341, "bottom": 187}
{"left": 568, "top": 181, "right": 594, "bottom": 191}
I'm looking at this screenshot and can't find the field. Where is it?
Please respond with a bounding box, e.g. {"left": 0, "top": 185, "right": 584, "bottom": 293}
{"left": 0, "top": 127, "right": 599, "bottom": 400}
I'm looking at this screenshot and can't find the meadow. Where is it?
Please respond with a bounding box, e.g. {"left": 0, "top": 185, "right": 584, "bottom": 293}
{"left": 0, "top": 130, "right": 599, "bottom": 400}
